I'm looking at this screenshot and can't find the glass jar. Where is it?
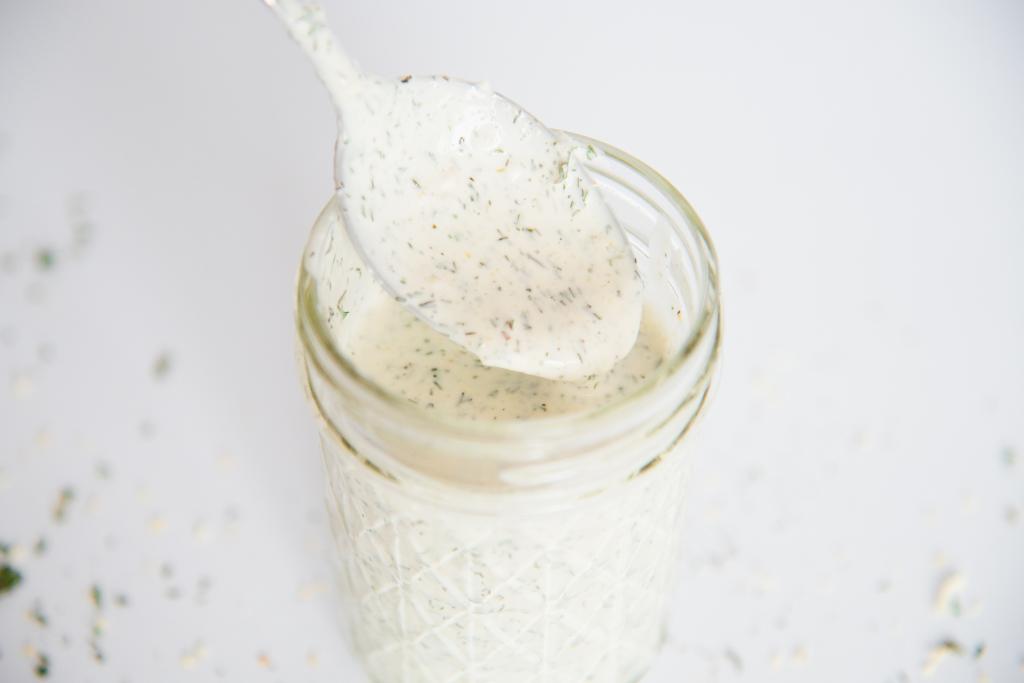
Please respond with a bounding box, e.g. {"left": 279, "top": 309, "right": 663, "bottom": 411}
{"left": 296, "top": 134, "right": 721, "bottom": 683}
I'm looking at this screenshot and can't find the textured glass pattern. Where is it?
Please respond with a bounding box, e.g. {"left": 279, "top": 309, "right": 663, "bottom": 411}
{"left": 322, "top": 436, "right": 690, "bottom": 683}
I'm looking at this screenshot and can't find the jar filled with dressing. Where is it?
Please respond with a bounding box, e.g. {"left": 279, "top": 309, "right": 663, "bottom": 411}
{"left": 296, "top": 134, "right": 721, "bottom": 682}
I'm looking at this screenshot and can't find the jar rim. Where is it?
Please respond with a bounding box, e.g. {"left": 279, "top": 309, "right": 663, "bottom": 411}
{"left": 296, "top": 132, "right": 721, "bottom": 446}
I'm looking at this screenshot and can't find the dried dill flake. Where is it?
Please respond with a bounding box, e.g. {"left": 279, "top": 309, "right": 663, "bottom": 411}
{"left": 34, "top": 652, "right": 50, "bottom": 678}
{"left": 28, "top": 601, "right": 48, "bottom": 627}
{"left": 52, "top": 487, "right": 75, "bottom": 522}
{"left": 151, "top": 352, "right": 173, "bottom": 380}
{"left": 89, "top": 584, "right": 103, "bottom": 609}
{"left": 938, "top": 639, "right": 963, "bottom": 655}
{"left": 922, "top": 638, "right": 965, "bottom": 676}
{"left": 0, "top": 563, "right": 23, "bottom": 595}
{"left": 723, "top": 648, "right": 744, "bottom": 672}
{"left": 89, "top": 638, "right": 105, "bottom": 663}
{"left": 34, "top": 248, "right": 56, "bottom": 271}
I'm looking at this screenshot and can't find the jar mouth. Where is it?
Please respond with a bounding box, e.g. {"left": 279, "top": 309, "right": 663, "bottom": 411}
{"left": 296, "top": 132, "right": 721, "bottom": 446}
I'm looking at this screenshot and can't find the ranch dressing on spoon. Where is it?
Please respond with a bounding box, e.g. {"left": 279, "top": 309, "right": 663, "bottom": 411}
{"left": 267, "top": 0, "right": 642, "bottom": 380}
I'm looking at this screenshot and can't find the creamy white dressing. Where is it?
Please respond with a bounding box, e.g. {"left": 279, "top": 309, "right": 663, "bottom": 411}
{"left": 343, "top": 292, "right": 668, "bottom": 421}
{"left": 268, "top": 0, "right": 642, "bottom": 380}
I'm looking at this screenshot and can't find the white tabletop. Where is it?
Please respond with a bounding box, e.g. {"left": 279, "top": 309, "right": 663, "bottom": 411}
{"left": 1, "top": 1, "right": 1022, "bottom": 681}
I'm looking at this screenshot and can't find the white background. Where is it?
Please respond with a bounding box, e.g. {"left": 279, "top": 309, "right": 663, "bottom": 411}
{"left": 1, "top": 0, "right": 1022, "bottom": 681}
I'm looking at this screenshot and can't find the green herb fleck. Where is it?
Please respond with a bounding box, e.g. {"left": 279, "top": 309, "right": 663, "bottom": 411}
{"left": 152, "top": 352, "right": 173, "bottom": 380}
{"left": 35, "top": 248, "right": 56, "bottom": 271}
{"left": 34, "top": 652, "right": 50, "bottom": 678}
{"left": 89, "top": 637, "right": 104, "bottom": 663}
{"left": 585, "top": 144, "right": 597, "bottom": 160}
{"left": 0, "top": 563, "right": 23, "bottom": 595}
{"left": 1003, "top": 446, "right": 1017, "bottom": 468}
{"left": 90, "top": 584, "right": 103, "bottom": 609}
{"left": 28, "top": 601, "right": 47, "bottom": 627}
{"left": 52, "top": 487, "right": 75, "bottom": 522}
{"left": 723, "top": 648, "right": 743, "bottom": 672}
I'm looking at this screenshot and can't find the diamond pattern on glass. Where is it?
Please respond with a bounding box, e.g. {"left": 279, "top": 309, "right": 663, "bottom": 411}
{"left": 322, "top": 435, "right": 689, "bottom": 683}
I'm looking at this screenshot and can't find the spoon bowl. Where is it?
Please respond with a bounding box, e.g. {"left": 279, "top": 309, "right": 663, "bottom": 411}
{"left": 268, "top": 0, "right": 643, "bottom": 380}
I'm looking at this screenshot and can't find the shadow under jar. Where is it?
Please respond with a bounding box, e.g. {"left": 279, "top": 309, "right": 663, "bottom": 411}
{"left": 296, "top": 134, "right": 721, "bottom": 683}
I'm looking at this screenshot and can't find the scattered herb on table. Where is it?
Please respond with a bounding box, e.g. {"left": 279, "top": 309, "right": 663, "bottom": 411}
{"left": 35, "top": 248, "right": 56, "bottom": 271}
{"left": 0, "top": 563, "right": 22, "bottom": 595}
{"left": 52, "top": 487, "right": 75, "bottom": 522}
{"left": 27, "top": 601, "right": 47, "bottom": 627}
{"left": 152, "top": 352, "right": 173, "bottom": 380}
{"left": 723, "top": 648, "right": 743, "bottom": 672}
{"left": 34, "top": 652, "right": 50, "bottom": 678}
{"left": 922, "top": 639, "right": 964, "bottom": 677}
{"left": 933, "top": 571, "right": 965, "bottom": 615}
{"left": 1006, "top": 506, "right": 1020, "bottom": 525}
{"left": 89, "top": 637, "right": 105, "bottom": 663}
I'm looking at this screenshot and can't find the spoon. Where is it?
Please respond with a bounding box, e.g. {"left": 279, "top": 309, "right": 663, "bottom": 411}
{"left": 266, "top": 0, "right": 642, "bottom": 381}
